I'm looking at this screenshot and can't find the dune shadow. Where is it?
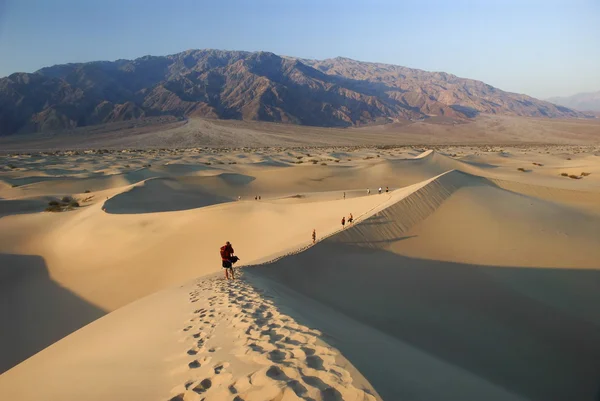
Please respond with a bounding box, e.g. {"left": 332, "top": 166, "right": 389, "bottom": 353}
{"left": 0, "top": 253, "right": 106, "bottom": 373}
{"left": 0, "top": 199, "right": 48, "bottom": 218}
{"left": 250, "top": 246, "right": 600, "bottom": 401}
{"left": 104, "top": 177, "right": 233, "bottom": 214}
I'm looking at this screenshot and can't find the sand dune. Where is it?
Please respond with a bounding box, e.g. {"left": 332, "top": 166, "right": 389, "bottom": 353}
{"left": 1, "top": 146, "right": 600, "bottom": 400}
{"left": 104, "top": 177, "right": 233, "bottom": 214}
{"left": 248, "top": 168, "right": 600, "bottom": 400}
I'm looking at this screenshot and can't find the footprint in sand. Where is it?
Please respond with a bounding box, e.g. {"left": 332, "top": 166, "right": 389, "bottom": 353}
{"left": 213, "top": 362, "right": 229, "bottom": 374}
{"left": 192, "top": 378, "right": 212, "bottom": 394}
{"left": 168, "top": 275, "right": 376, "bottom": 401}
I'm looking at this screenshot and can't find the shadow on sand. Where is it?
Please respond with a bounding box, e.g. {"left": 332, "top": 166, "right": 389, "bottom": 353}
{"left": 103, "top": 177, "right": 232, "bottom": 214}
{"left": 248, "top": 245, "right": 600, "bottom": 401}
{"left": 0, "top": 253, "right": 106, "bottom": 373}
{"left": 0, "top": 199, "right": 48, "bottom": 218}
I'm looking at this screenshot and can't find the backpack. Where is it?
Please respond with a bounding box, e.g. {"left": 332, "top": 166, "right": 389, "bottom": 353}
{"left": 220, "top": 245, "right": 229, "bottom": 259}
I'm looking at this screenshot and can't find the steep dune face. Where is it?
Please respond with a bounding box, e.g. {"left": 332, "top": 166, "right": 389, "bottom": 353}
{"left": 249, "top": 170, "right": 600, "bottom": 401}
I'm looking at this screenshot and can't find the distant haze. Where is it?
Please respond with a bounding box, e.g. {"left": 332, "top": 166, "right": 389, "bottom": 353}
{"left": 0, "top": 0, "right": 599, "bottom": 99}
{"left": 547, "top": 90, "right": 600, "bottom": 112}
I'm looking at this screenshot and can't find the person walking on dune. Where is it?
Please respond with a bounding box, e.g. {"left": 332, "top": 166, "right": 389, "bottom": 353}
{"left": 341, "top": 216, "right": 346, "bottom": 229}
{"left": 348, "top": 213, "right": 353, "bottom": 224}
{"left": 378, "top": 187, "right": 382, "bottom": 195}
{"left": 312, "top": 229, "right": 316, "bottom": 244}
{"left": 220, "top": 241, "right": 239, "bottom": 280}
{"left": 367, "top": 188, "right": 370, "bottom": 195}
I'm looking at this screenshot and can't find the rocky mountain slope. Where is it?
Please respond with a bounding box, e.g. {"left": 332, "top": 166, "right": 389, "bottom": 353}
{"left": 0, "top": 49, "right": 589, "bottom": 136}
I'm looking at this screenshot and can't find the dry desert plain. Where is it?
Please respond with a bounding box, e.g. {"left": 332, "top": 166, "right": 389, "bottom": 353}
{"left": 1, "top": 120, "right": 600, "bottom": 401}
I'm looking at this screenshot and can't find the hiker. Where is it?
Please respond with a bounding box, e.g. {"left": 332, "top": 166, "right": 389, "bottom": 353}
{"left": 348, "top": 213, "right": 353, "bottom": 224}
{"left": 220, "top": 241, "right": 239, "bottom": 280}
{"left": 312, "top": 229, "right": 316, "bottom": 244}
{"left": 341, "top": 216, "right": 346, "bottom": 229}
{"left": 238, "top": 196, "right": 241, "bottom": 201}
{"left": 255, "top": 196, "right": 258, "bottom": 200}
{"left": 386, "top": 186, "right": 389, "bottom": 193}
{"left": 378, "top": 187, "right": 382, "bottom": 194}
{"left": 367, "top": 188, "right": 370, "bottom": 195}
{"left": 343, "top": 192, "right": 346, "bottom": 200}
{"left": 258, "top": 195, "right": 261, "bottom": 200}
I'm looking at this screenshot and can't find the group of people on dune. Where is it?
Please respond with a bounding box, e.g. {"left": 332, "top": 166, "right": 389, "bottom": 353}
{"left": 222, "top": 187, "right": 391, "bottom": 279}
{"left": 341, "top": 213, "right": 353, "bottom": 229}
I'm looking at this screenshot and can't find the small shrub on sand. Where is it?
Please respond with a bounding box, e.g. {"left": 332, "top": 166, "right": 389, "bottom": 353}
{"left": 45, "top": 204, "right": 62, "bottom": 212}
{"left": 321, "top": 162, "right": 327, "bottom": 166}
{"left": 294, "top": 160, "right": 303, "bottom": 164}
{"left": 228, "top": 161, "right": 237, "bottom": 164}
{"left": 581, "top": 172, "right": 591, "bottom": 176}
{"left": 7, "top": 164, "right": 16, "bottom": 169}
{"left": 296, "top": 156, "right": 303, "bottom": 159}
{"left": 364, "top": 156, "right": 374, "bottom": 160}
{"left": 532, "top": 162, "right": 544, "bottom": 166}
{"left": 216, "top": 161, "right": 225, "bottom": 164}
{"left": 517, "top": 168, "right": 526, "bottom": 172}
{"left": 204, "top": 162, "right": 212, "bottom": 165}
{"left": 334, "top": 160, "right": 340, "bottom": 163}
{"left": 347, "top": 159, "right": 351, "bottom": 161}
{"left": 11, "top": 184, "right": 19, "bottom": 187}
{"left": 560, "top": 173, "right": 568, "bottom": 177}
{"left": 84, "top": 189, "right": 91, "bottom": 193}
{"left": 124, "top": 164, "right": 130, "bottom": 168}
{"left": 311, "top": 160, "right": 318, "bottom": 164}
{"left": 566, "top": 157, "right": 572, "bottom": 160}
{"left": 568, "top": 174, "right": 581, "bottom": 179}
{"left": 46, "top": 198, "right": 80, "bottom": 212}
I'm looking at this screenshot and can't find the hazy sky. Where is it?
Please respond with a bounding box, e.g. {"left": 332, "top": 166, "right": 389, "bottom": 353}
{"left": 0, "top": 0, "right": 598, "bottom": 99}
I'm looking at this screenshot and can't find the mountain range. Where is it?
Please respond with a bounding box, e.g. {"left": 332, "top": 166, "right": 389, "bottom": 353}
{"left": 0, "top": 49, "right": 590, "bottom": 136}
{"left": 547, "top": 90, "right": 600, "bottom": 112}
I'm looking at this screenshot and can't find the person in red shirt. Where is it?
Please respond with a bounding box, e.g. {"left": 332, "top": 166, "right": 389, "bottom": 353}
{"left": 220, "top": 241, "right": 239, "bottom": 280}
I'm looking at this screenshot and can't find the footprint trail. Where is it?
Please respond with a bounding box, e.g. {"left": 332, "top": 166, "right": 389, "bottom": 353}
{"left": 167, "top": 269, "right": 377, "bottom": 401}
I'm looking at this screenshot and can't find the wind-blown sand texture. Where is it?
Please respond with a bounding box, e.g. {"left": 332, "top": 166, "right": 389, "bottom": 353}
{"left": 1, "top": 144, "right": 600, "bottom": 401}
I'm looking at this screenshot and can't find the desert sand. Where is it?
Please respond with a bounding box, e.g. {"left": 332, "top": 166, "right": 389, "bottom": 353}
{"left": 1, "top": 114, "right": 600, "bottom": 151}
{"left": 1, "top": 141, "right": 600, "bottom": 401}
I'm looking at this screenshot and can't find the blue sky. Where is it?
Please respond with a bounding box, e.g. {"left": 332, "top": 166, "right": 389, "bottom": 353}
{"left": 0, "top": 0, "right": 598, "bottom": 98}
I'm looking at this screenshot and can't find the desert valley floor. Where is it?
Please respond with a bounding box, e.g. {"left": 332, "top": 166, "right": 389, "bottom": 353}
{"left": 1, "top": 142, "right": 600, "bottom": 401}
